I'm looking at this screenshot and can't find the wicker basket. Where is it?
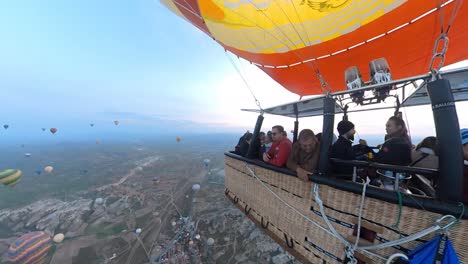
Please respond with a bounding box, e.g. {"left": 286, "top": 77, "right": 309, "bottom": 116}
{"left": 224, "top": 155, "right": 468, "bottom": 263}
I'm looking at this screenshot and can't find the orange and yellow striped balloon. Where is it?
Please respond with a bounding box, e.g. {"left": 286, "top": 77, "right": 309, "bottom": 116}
{"left": 161, "top": 0, "right": 468, "bottom": 95}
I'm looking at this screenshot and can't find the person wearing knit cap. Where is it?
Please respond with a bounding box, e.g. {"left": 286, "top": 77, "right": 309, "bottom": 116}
{"left": 337, "top": 120, "right": 356, "bottom": 140}
{"left": 330, "top": 120, "right": 357, "bottom": 175}
{"left": 461, "top": 128, "right": 468, "bottom": 204}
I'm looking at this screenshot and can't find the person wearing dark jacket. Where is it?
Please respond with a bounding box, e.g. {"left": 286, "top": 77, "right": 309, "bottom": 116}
{"left": 238, "top": 132, "right": 253, "bottom": 157}
{"left": 235, "top": 131, "right": 252, "bottom": 157}
{"left": 330, "top": 120, "right": 356, "bottom": 175}
{"left": 375, "top": 116, "right": 412, "bottom": 166}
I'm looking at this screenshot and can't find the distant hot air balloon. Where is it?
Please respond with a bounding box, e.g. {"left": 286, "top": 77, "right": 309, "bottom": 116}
{"left": 53, "top": 233, "right": 65, "bottom": 243}
{"left": 203, "top": 159, "right": 210, "bottom": 168}
{"left": 7, "top": 231, "right": 52, "bottom": 264}
{"left": 95, "top": 198, "right": 104, "bottom": 205}
{"left": 3, "top": 124, "right": 8, "bottom": 129}
{"left": 176, "top": 137, "right": 181, "bottom": 143}
{"left": 171, "top": 221, "right": 177, "bottom": 227}
{"left": 24, "top": 153, "right": 31, "bottom": 157}
{"left": 135, "top": 228, "right": 142, "bottom": 235}
{"left": 35, "top": 169, "right": 42, "bottom": 175}
{"left": 152, "top": 177, "right": 160, "bottom": 184}
{"left": 195, "top": 234, "right": 201, "bottom": 240}
{"left": 50, "top": 128, "right": 57, "bottom": 134}
{"left": 0, "top": 169, "right": 22, "bottom": 187}
{"left": 207, "top": 238, "right": 215, "bottom": 246}
{"left": 96, "top": 140, "right": 100, "bottom": 145}
{"left": 90, "top": 123, "right": 94, "bottom": 127}
{"left": 41, "top": 128, "right": 46, "bottom": 131}
{"left": 44, "top": 166, "right": 54, "bottom": 173}
{"left": 114, "top": 120, "right": 119, "bottom": 125}
{"left": 192, "top": 184, "right": 200, "bottom": 191}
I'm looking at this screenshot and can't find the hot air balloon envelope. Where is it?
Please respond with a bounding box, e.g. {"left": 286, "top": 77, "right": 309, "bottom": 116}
{"left": 192, "top": 184, "right": 201, "bottom": 191}
{"left": 35, "top": 169, "right": 42, "bottom": 175}
{"left": 3, "top": 124, "right": 8, "bottom": 129}
{"left": 176, "top": 136, "right": 181, "bottom": 143}
{"left": 24, "top": 153, "right": 31, "bottom": 157}
{"left": 53, "top": 233, "right": 65, "bottom": 243}
{"left": 161, "top": 1, "right": 468, "bottom": 96}
{"left": 0, "top": 169, "right": 22, "bottom": 187}
{"left": 41, "top": 128, "right": 46, "bottom": 131}
{"left": 114, "top": 120, "right": 119, "bottom": 125}
{"left": 95, "top": 198, "right": 104, "bottom": 205}
{"left": 50, "top": 128, "right": 57, "bottom": 134}
{"left": 7, "top": 231, "right": 52, "bottom": 264}
{"left": 207, "top": 238, "right": 215, "bottom": 246}
{"left": 136, "top": 228, "right": 142, "bottom": 234}
{"left": 90, "top": 123, "right": 94, "bottom": 127}
{"left": 44, "top": 166, "right": 54, "bottom": 173}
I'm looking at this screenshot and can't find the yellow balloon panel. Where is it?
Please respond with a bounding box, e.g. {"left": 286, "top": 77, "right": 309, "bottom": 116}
{"left": 199, "top": 0, "right": 406, "bottom": 54}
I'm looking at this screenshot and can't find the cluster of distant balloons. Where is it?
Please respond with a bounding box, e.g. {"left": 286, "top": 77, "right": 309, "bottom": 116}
{"left": 3, "top": 122, "right": 184, "bottom": 143}
{"left": 2, "top": 121, "right": 186, "bottom": 188}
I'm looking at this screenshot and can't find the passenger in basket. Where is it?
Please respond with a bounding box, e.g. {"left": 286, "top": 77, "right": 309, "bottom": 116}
{"left": 234, "top": 131, "right": 252, "bottom": 157}
{"left": 254, "top": 132, "right": 266, "bottom": 159}
{"left": 234, "top": 130, "right": 250, "bottom": 154}
{"left": 330, "top": 120, "right": 357, "bottom": 175}
{"left": 461, "top": 128, "right": 468, "bottom": 203}
{"left": 238, "top": 132, "right": 253, "bottom": 157}
{"left": 411, "top": 136, "right": 439, "bottom": 170}
{"left": 287, "top": 129, "right": 320, "bottom": 181}
{"left": 264, "top": 131, "right": 273, "bottom": 153}
{"left": 263, "top": 125, "right": 292, "bottom": 167}
{"left": 374, "top": 116, "right": 412, "bottom": 166}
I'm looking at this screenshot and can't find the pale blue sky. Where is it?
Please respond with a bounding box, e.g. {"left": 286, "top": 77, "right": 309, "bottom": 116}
{"left": 1, "top": 0, "right": 467, "bottom": 144}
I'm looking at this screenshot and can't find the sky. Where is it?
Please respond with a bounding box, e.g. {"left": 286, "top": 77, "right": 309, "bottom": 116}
{"left": 0, "top": 0, "right": 467, "bottom": 145}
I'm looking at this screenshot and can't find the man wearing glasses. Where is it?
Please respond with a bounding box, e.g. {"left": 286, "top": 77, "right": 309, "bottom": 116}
{"left": 263, "top": 125, "right": 292, "bottom": 167}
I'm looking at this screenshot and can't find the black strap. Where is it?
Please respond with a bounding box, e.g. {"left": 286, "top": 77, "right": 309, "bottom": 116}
{"left": 433, "top": 234, "right": 448, "bottom": 264}
{"left": 410, "top": 152, "right": 429, "bottom": 166}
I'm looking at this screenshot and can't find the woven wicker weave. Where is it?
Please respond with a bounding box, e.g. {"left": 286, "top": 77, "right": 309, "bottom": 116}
{"left": 224, "top": 155, "right": 468, "bottom": 263}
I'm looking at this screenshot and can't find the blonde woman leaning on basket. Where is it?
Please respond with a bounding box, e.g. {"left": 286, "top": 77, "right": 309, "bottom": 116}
{"left": 287, "top": 129, "right": 320, "bottom": 181}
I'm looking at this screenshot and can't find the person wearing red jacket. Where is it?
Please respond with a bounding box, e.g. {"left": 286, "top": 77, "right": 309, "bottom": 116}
{"left": 263, "top": 125, "right": 292, "bottom": 167}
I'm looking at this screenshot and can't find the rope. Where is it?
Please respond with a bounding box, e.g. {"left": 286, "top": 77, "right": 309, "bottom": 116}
{"left": 244, "top": 164, "right": 385, "bottom": 260}
{"left": 457, "top": 202, "right": 465, "bottom": 222}
{"left": 313, "top": 184, "right": 352, "bottom": 247}
{"left": 359, "top": 215, "right": 456, "bottom": 251}
{"left": 271, "top": 0, "right": 332, "bottom": 93}
{"left": 354, "top": 177, "right": 371, "bottom": 250}
{"left": 224, "top": 52, "right": 263, "bottom": 111}
{"left": 243, "top": 163, "right": 458, "bottom": 260}
{"left": 223, "top": 1, "right": 332, "bottom": 93}
{"left": 392, "top": 190, "right": 403, "bottom": 228}
{"left": 313, "top": 178, "right": 457, "bottom": 252}
{"left": 244, "top": 164, "right": 335, "bottom": 236}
